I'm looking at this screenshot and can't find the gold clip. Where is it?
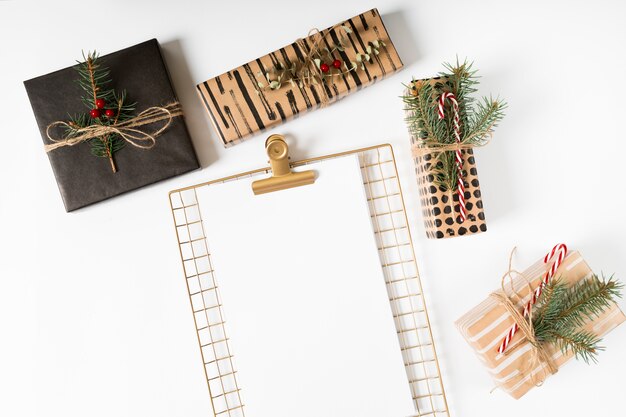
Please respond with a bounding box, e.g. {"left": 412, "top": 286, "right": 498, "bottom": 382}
{"left": 252, "top": 134, "right": 315, "bottom": 195}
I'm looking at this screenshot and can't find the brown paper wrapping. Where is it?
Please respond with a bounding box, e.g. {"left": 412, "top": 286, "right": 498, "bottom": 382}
{"left": 456, "top": 251, "right": 625, "bottom": 399}
{"left": 406, "top": 77, "right": 486, "bottom": 239}
{"left": 414, "top": 148, "right": 486, "bottom": 239}
{"left": 197, "top": 8, "right": 403, "bottom": 147}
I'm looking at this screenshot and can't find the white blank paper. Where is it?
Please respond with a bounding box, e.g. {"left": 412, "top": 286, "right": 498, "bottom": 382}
{"left": 195, "top": 155, "right": 414, "bottom": 417}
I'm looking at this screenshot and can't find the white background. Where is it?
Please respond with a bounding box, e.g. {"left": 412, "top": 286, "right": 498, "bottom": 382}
{"left": 1, "top": 0, "right": 625, "bottom": 416}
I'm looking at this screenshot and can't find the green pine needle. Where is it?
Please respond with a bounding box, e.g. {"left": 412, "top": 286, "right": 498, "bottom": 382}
{"left": 68, "top": 51, "right": 135, "bottom": 171}
{"left": 402, "top": 58, "right": 507, "bottom": 192}
{"left": 532, "top": 275, "right": 622, "bottom": 364}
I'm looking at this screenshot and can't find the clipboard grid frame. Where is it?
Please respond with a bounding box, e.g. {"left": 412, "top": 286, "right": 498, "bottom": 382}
{"left": 169, "top": 144, "right": 450, "bottom": 417}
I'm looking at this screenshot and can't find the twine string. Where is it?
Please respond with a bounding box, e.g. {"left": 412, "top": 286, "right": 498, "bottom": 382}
{"left": 294, "top": 28, "right": 332, "bottom": 107}
{"left": 410, "top": 132, "right": 493, "bottom": 158}
{"left": 408, "top": 78, "right": 496, "bottom": 158}
{"left": 44, "top": 102, "right": 183, "bottom": 152}
{"left": 294, "top": 24, "right": 350, "bottom": 108}
{"left": 489, "top": 248, "right": 558, "bottom": 390}
{"left": 498, "top": 243, "right": 568, "bottom": 353}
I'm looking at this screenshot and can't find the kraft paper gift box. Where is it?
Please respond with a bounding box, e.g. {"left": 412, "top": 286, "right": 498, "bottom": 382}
{"left": 24, "top": 39, "right": 199, "bottom": 212}
{"left": 406, "top": 77, "right": 486, "bottom": 240}
{"left": 455, "top": 251, "right": 625, "bottom": 399}
{"left": 197, "top": 8, "right": 403, "bottom": 147}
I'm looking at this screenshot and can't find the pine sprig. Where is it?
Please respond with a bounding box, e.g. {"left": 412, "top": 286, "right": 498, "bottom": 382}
{"left": 556, "top": 276, "right": 622, "bottom": 330}
{"left": 441, "top": 58, "right": 478, "bottom": 141}
{"left": 402, "top": 80, "right": 457, "bottom": 190}
{"left": 548, "top": 328, "right": 603, "bottom": 365}
{"left": 464, "top": 96, "right": 506, "bottom": 145}
{"left": 76, "top": 51, "right": 115, "bottom": 109}
{"left": 65, "top": 51, "right": 135, "bottom": 172}
{"left": 532, "top": 275, "right": 623, "bottom": 364}
{"left": 402, "top": 58, "right": 507, "bottom": 192}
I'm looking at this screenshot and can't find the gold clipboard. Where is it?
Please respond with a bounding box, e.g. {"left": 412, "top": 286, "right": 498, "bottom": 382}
{"left": 169, "top": 141, "right": 451, "bottom": 417}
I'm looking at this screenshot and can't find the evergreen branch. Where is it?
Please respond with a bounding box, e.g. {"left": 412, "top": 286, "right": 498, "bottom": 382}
{"left": 532, "top": 279, "right": 569, "bottom": 337}
{"left": 86, "top": 54, "right": 98, "bottom": 106}
{"left": 432, "top": 152, "right": 458, "bottom": 192}
{"left": 532, "top": 274, "right": 622, "bottom": 364}
{"left": 441, "top": 58, "right": 477, "bottom": 139}
{"left": 65, "top": 113, "right": 91, "bottom": 134}
{"left": 403, "top": 81, "right": 439, "bottom": 143}
{"left": 555, "top": 276, "right": 622, "bottom": 331}
{"left": 69, "top": 51, "right": 136, "bottom": 172}
{"left": 402, "top": 58, "right": 507, "bottom": 192}
{"left": 462, "top": 96, "right": 507, "bottom": 145}
{"left": 549, "top": 328, "right": 603, "bottom": 364}
{"left": 76, "top": 51, "right": 114, "bottom": 111}
{"left": 112, "top": 90, "right": 136, "bottom": 123}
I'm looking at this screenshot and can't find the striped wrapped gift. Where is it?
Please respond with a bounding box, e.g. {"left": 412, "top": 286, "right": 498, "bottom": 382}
{"left": 197, "top": 8, "right": 403, "bottom": 147}
{"left": 456, "top": 251, "right": 625, "bottom": 399}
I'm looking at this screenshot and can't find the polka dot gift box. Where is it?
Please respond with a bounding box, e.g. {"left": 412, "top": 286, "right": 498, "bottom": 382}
{"left": 403, "top": 66, "right": 506, "bottom": 239}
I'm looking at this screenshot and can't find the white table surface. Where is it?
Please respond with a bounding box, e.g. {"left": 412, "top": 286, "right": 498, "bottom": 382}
{"left": 1, "top": 1, "right": 625, "bottom": 416}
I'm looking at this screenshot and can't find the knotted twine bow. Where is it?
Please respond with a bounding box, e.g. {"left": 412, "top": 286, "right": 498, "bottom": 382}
{"left": 293, "top": 24, "right": 352, "bottom": 108}
{"left": 488, "top": 248, "right": 558, "bottom": 389}
{"left": 44, "top": 102, "right": 183, "bottom": 152}
{"left": 408, "top": 81, "right": 493, "bottom": 160}
{"left": 410, "top": 136, "right": 491, "bottom": 158}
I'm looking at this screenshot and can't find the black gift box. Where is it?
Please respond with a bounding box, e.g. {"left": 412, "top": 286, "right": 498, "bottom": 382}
{"left": 24, "top": 39, "right": 199, "bottom": 212}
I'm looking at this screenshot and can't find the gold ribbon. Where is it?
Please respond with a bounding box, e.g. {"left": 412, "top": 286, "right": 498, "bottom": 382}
{"left": 44, "top": 102, "right": 183, "bottom": 152}
{"left": 489, "top": 248, "right": 558, "bottom": 389}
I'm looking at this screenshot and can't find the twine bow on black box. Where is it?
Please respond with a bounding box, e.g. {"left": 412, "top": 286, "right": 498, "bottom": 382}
{"left": 44, "top": 51, "right": 182, "bottom": 173}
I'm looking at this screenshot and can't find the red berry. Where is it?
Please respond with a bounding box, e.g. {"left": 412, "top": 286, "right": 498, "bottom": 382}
{"left": 104, "top": 109, "right": 116, "bottom": 118}
{"left": 332, "top": 59, "right": 342, "bottom": 69}
{"left": 320, "top": 63, "right": 330, "bottom": 73}
{"left": 89, "top": 109, "right": 101, "bottom": 118}
{"left": 95, "top": 98, "right": 106, "bottom": 109}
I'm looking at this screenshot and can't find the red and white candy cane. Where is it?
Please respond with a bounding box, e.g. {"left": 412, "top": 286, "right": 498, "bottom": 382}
{"left": 437, "top": 92, "right": 467, "bottom": 222}
{"left": 497, "top": 243, "right": 569, "bottom": 354}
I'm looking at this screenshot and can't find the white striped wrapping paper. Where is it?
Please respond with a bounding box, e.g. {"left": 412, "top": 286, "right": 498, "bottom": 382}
{"left": 455, "top": 251, "right": 625, "bottom": 399}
